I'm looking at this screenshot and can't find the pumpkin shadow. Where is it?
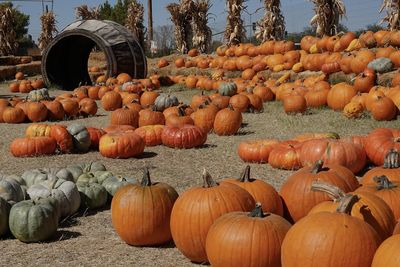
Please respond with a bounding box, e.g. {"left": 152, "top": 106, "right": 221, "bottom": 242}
{"left": 78, "top": 203, "right": 111, "bottom": 218}
{"left": 197, "top": 144, "right": 217, "bottom": 149}
{"left": 157, "top": 240, "right": 176, "bottom": 249}
{"left": 241, "top": 122, "right": 249, "bottom": 128}
{"left": 136, "top": 151, "right": 158, "bottom": 159}
{"left": 235, "top": 130, "right": 255, "bottom": 136}
{"left": 45, "top": 230, "right": 82, "bottom": 243}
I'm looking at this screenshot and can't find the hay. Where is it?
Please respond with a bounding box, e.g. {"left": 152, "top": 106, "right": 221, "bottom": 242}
{"left": 380, "top": 0, "right": 400, "bottom": 30}
{"left": 0, "top": 6, "right": 17, "bottom": 56}
{"left": 256, "top": 0, "right": 285, "bottom": 42}
{"left": 309, "top": 0, "right": 346, "bottom": 37}
{"left": 38, "top": 11, "right": 57, "bottom": 52}
{"left": 167, "top": 1, "right": 194, "bottom": 54}
{"left": 125, "top": 0, "right": 145, "bottom": 49}
{"left": 75, "top": 5, "right": 100, "bottom": 20}
{"left": 225, "top": 0, "right": 246, "bottom": 46}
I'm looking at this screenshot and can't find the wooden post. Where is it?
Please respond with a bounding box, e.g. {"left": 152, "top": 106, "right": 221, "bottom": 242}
{"left": 148, "top": 0, "right": 153, "bottom": 45}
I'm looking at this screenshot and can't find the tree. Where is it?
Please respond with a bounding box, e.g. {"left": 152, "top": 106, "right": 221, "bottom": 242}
{"left": 0, "top": 3, "right": 29, "bottom": 43}
{"left": 153, "top": 25, "right": 175, "bottom": 56}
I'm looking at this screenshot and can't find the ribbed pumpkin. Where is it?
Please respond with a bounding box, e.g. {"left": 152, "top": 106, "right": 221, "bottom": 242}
{"left": 138, "top": 106, "right": 165, "bottom": 127}
{"left": 111, "top": 168, "right": 178, "bottom": 246}
{"left": 281, "top": 195, "right": 381, "bottom": 267}
{"left": 280, "top": 160, "right": 352, "bottom": 222}
{"left": 362, "top": 150, "right": 400, "bottom": 184}
{"left": 2, "top": 106, "right": 25, "bottom": 123}
{"left": 364, "top": 128, "right": 400, "bottom": 166}
{"left": 101, "top": 91, "right": 122, "bottom": 111}
{"left": 299, "top": 138, "right": 366, "bottom": 174}
{"left": 25, "top": 124, "right": 52, "bottom": 137}
{"left": 268, "top": 141, "right": 302, "bottom": 170}
{"left": 170, "top": 169, "right": 255, "bottom": 263}
{"left": 221, "top": 166, "right": 283, "bottom": 216}
{"left": 161, "top": 124, "right": 207, "bottom": 149}
{"left": 99, "top": 132, "right": 145, "bottom": 159}
{"left": 205, "top": 203, "right": 291, "bottom": 267}
{"left": 309, "top": 182, "right": 396, "bottom": 240}
{"left": 304, "top": 87, "right": 329, "bottom": 108}
{"left": 213, "top": 105, "right": 242, "bottom": 136}
{"left": 110, "top": 106, "right": 139, "bottom": 128}
{"left": 356, "top": 176, "right": 400, "bottom": 220}
{"left": 372, "top": 234, "right": 400, "bottom": 267}
{"left": 237, "top": 139, "right": 280, "bottom": 163}
{"left": 10, "top": 137, "right": 57, "bottom": 157}
{"left": 327, "top": 82, "right": 357, "bottom": 110}
{"left": 190, "top": 103, "right": 218, "bottom": 133}
{"left": 134, "top": 125, "right": 164, "bottom": 146}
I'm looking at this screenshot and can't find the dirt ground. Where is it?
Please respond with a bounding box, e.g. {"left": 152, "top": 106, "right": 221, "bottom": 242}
{"left": 0, "top": 58, "right": 399, "bottom": 266}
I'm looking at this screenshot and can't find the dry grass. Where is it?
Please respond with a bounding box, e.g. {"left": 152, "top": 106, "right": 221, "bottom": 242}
{"left": 0, "top": 70, "right": 399, "bottom": 265}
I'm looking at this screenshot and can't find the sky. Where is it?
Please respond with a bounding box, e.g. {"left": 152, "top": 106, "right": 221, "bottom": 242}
{"left": 13, "top": 0, "right": 385, "bottom": 43}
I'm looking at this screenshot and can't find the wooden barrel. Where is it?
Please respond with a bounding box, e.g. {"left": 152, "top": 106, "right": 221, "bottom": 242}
{"left": 41, "top": 19, "right": 147, "bottom": 90}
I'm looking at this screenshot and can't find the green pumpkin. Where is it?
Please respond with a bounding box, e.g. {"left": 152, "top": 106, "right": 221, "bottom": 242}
{"left": 67, "top": 124, "right": 91, "bottom": 152}
{"left": 0, "top": 176, "right": 25, "bottom": 205}
{"left": 218, "top": 82, "right": 237, "bottom": 96}
{"left": 22, "top": 169, "right": 58, "bottom": 188}
{"left": 93, "top": 171, "right": 114, "bottom": 184}
{"left": 28, "top": 88, "right": 50, "bottom": 102}
{"left": 76, "top": 173, "right": 99, "bottom": 184}
{"left": 154, "top": 94, "right": 179, "bottom": 111}
{"left": 66, "top": 162, "right": 107, "bottom": 182}
{"left": 4, "top": 174, "right": 28, "bottom": 200}
{"left": 367, "top": 57, "right": 393, "bottom": 73}
{"left": 0, "top": 197, "right": 11, "bottom": 237}
{"left": 76, "top": 182, "right": 108, "bottom": 209}
{"left": 102, "top": 175, "right": 136, "bottom": 197}
{"left": 9, "top": 197, "right": 59, "bottom": 243}
{"left": 27, "top": 179, "right": 81, "bottom": 219}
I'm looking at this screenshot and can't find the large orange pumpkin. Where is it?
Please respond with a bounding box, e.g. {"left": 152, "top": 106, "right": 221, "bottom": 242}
{"left": 372, "top": 234, "right": 400, "bottom": 267}
{"left": 213, "top": 105, "right": 242, "bottom": 136}
{"left": 161, "top": 124, "right": 206, "bottom": 149}
{"left": 10, "top": 137, "right": 57, "bottom": 157}
{"left": 99, "top": 132, "right": 145, "bottom": 158}
{"left": 364, "top": 128, "right": 400, "bottom": 166}
{"left": 237, "top": 139, "right": 280, "bottom": 163}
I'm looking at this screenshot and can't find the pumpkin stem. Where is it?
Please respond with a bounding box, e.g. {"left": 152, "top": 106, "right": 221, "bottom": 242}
{"left": 202, "top": 168, "right": 218, "bottom": 188}
{"left": 384, "top": 149, "right": 400, "bottom": 168}
{"left": 336, "top": 194, "right": 359, "bottom": 214}
{"left": 373, "top": 175, "right": 397, "bottom": 190}
{"left": 141, "top": 167, "right": 152, "bottom": 187}
{"left": 311, "top": 160, "right": 324, "bottom": 174}
{"left": 311, "top": 181, "right": 346, "bottom": 201}
{"left": 248, "top": 203, "right": 267, "bottom": 218}
{"left": 227, "top": 104, "right": 235, "bottom": 111}
{"left": 238, "top": 165, "right": 251, "bottom": 182}
{"left": 177, "top": 106, "right": 186, "bottom": 117}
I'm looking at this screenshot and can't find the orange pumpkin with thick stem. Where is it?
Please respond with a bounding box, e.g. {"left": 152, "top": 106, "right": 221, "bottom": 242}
{"left": 99, "top": 132, "right": 144, "bottom": 158}
{"left": 280, "top": 160, "right": 352, "bottom": 223}
{"left": 205, "top": 203, "right": 291, "bottom": 267}
{"left": 10, "top": 137, "right": 57, "bottom": 157}
{"left": 281, "top": 194, "right": 381, "bottom": 267}
{"left": 134, "top": 125, "right": 164, "bottom": 146}
{"left": 50, "top": 125, "right": 73, "bottom": 153}
{"left": 170, "top": 169, "right": 255, "bottom": 263}
{"left": 364, "top": 128, "right": 400, "bottom": 166}
{"left": 165, "top": 107, "right": 194, "bottom": 127}
{"left": 112, "top": 168, "right": 178, "bottom": 246}
{"left": 309, "top": 182, "right": 396, "bottom": 239}
{"left": 237, "top": 139, "right": 280, "bottom": 163}
{"left": 299, "top": 138, "right": 366, "bottom": 174}
{"left": 221, "top": 166, "right": 283, "bottom": 216}
{"left": 213, "top": 105, "right": 242, "bottom": 136}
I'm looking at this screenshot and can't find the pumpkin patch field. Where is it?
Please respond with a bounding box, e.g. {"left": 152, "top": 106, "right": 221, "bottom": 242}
{"left": 2, "top": 38, "right": 400, "bottom": 265}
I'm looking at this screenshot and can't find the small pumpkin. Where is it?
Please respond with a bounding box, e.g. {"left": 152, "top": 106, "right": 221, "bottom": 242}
{"left": 111, "top": 168, "right": 178, "bottom": 246}
{"left": 154, "top": 94, "right": 179, "bottom": 112}
{"left": 27, "top": 88, "right": 50, "bottom": 102}
{"left": 0, "top": 175, "right": 25, "bottom": 205}
{"left": 138, "top": 106, "right": 165, "bottom": 127}
{"left": 218, "top": 82, "right": 237, "bottom": 97}
{"left": 343, "top": 101, "right": 364, "bottom": 118}
{"left": 101, "top": 91, "right": 122, "bottom": 111}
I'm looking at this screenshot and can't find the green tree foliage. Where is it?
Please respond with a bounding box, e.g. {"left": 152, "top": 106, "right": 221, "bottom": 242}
{"left": 0, "top": 2, "right": 29, "bottom": 42}
{"left": 99, "top": 0, "right": 132, "bottom": 25}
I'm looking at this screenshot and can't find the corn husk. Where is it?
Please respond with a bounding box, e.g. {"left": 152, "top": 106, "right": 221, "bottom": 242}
{"left": 75, "top": 5, "right": 100, "bottom": 20}
{"left": 38, "top": 11, "right": 57, "bottom": 52}
{"left": 126, "top": 0, "right": 145, "bottom": 49}
{"left": 0, "top": 6, "right": 17, "bottom": 56}
{"left": 256, "top": 0, "right": 285, "bottom": 41}
{"left": 191, "top": 0, "right": 212, "bottom": 53}
{"left": 379, "top": 0, "right": 400, "bottom": 30}
{"left": 167, "top": 1, "right": 194, "bottom": 53}
{"left": 309, "top": 0, "right": 346, "bottom": 37}
{"left": 225, "top": 0, "right": 246, "bottom": 46}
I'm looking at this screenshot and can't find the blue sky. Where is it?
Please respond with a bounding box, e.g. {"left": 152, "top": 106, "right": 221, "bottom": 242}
{"left": 14, "top": 0, "right": 385, "bottom": 43}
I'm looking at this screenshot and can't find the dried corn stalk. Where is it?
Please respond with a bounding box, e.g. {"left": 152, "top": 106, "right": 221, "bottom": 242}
{"left": 309, "top": 0, "right": 346, "bottom": 37}
{"left": 126, "top": 0, "right": 145, "bottom": 49}
{"left": 38, "top": 11, "right": 57, "bottom": 52}
{"left": 256, "top": 0, "right": 285, "bottom": 41}
{"left": 0, "top": 6, "right": 17, "bottom": 56}
{"left": 75, "top": 5, "right": 100, "bottom": 20}
{"left": 167, "top": 1, "right": 194, "bottom": 53}
{"left": 379, "top": 0, "right": 400, "bottom": 30}
{"left": 225, "top": 0, "right": 246, "bottom": 46}
{"left": 191, "top": 0, "right": 212, "bottom": 53}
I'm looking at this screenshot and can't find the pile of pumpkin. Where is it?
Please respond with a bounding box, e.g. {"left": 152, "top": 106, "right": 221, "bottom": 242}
{"left": 109, "top": 155, "right": 400, "bottom": 266}
{"left": 238, "top": 127, "right": 400, "bottom": 174}
{"left": 0, "top": 161, "right": 137, "bottom": 242}
{"left": 0, "top": 88, "right": 98, "bottom": 124}
{"left": 8, "top": 75, "right": 45, "bottom": 94}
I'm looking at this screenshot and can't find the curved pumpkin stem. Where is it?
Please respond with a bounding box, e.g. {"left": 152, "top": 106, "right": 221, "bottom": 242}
{"left": 248, "top": 202, "right": 266, "bottom": 218}
{"left": 384, "top": 149, "right": 400, "bottom": 169}
{"left": 373, "top": 175, "right": 397, "bottom": 190}
{"left": 311, "top": 181, "right": 346, "bottom": 201}
{"left": 202, "top": 168, "right": 218, "bottom": 188}
{"left": 238, "top": 165, "right": 251, "bottom": 182}
{"left": 336, "top": 194, "right": 359, "bottom": 215}
{"left": 177, "top": 106, "right": 186, "bottom": 117}
{"left": 141, "top": 167, "right": 152, "bottom": 187}
{"left": 311, "top": 160, "right": 324, "bottom": 174}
